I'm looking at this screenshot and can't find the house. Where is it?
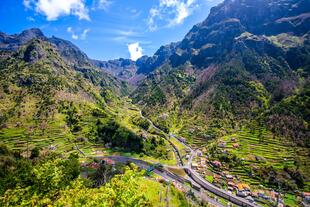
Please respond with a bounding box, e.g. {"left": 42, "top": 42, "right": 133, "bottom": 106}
{"left": 218, "top": 142, "right": 226, "bottom": 148}
{"left": 212, "top": 161, "right": 222, "bottom": 168}
{"left": 200, "top": 159, "right": 206, "bottom": 166}
{"left": 227, "top": 182, "right": 235, "bottom": 187}
{"left": 185, "top": 148, "right": 191, "bottom": 153}
{"left": 213, "top": 174, "right": 221, "bottom": 180}
{"left": 48, "top": 145, "right": 56, "bottom": 150}
{"left": 101, "top": 158, "right": 115, "bottom": 165}
{"left": 237, "top": 191, "right": 248, "bottom": 197}
{"left": 302, "top": 192, "right": 310, "bottom": 203}
{"left": 197, "top": 150, "right": 203, "bottom": 157}
{"left": 233, "top": 143, "right": 240, "bottom": 148}
{"left": 251, "top": 192, "right": 258, "bottom": 198}
{"left": 191, "top": 162, "right": 199, "bottom": 169}
{"left": 237, "top": 183, "right": 250, "bottom": 191}
{"left": 231, "top": 137, "right": 236, "bottom": 142}
{"left": 185, "top": 154, "right": 190, "bottom": 160}
{"left": 270, "top": 191, "right": 279, "bottom": 201}
{"left": 226, "top": 174, "right": 234, "bottom": 180}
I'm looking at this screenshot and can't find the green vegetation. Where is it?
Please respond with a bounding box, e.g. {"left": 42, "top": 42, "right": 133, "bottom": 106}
{"left": 0, "top": 144, "right": 188, "bottom": 207}
{"left": 207, "top": 125, "right": 309, "bottom": 191}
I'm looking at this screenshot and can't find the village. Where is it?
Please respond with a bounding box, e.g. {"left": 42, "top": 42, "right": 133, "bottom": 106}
{"left": 181, "top": 137, "right": 288, "bottom": 207}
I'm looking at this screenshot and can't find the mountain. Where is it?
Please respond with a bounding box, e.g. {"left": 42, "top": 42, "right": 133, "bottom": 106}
{"left": 131, "top": 0, "right": 310, "bottom": 192}
{"left": 0, "top": 29, "right": 173, "bottom": 161}
{"left": 132, "top": 0, "right": 310, "bottom": 143}
{"left": 91, "top": 58, "right": 140, "bottom": 83}
{"left": 0, "top": 28, "right": 45, "bottom": 51}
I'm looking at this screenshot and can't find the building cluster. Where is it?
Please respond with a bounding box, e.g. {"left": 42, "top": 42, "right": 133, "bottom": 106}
{"left": 188, "top": 140, "right": 286, "bottom": 206}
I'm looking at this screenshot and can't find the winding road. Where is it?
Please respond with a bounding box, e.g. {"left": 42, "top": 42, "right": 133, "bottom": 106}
{"left": 80, "top": 110, "right": 258, "bottom": 206}
{"left": 139, "top": 111, "right": 258, "bottom": 207}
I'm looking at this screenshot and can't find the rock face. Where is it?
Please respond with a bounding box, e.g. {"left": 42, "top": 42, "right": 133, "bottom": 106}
{"left": 131, "top": 0, "right": 310, "bottom": 146}
{"left": 0, "top": 28, "right": 45, "bottom": 51}
{"left": 133, "top": 0, "right": 310, "bottom": 72}
{"left": 91, "top": 58, "right": 137, "bottom": 81}
{"left": 48, "top": 36, "right": 92, "bottom": 68}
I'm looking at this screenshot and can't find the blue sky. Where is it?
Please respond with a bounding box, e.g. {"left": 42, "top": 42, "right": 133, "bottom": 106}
{"left": 0, "top": 0, "right": 222, "bottom": 61}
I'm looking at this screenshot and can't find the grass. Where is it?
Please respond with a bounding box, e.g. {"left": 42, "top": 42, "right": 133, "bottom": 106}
{"left": 167, "top": 167, "right": 187, "bottom": 177}
{"left": 218, "top": 126, "right": 309, "bottom": 182}
{"left": 283, "top": 194, "right": 298, "bottom": 207}
{"left": 205, "top": 175, "right": 214, "bottom": 183}
{"left": 137, "top": 178, "right": 188, "bottom": 207}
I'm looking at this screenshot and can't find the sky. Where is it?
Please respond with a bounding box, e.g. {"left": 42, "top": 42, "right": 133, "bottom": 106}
{"left": 0, "top": 0, "right": 222, "bottom": 61}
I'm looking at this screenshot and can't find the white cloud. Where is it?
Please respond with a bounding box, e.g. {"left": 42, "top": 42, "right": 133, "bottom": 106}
{"left": 67, "top": 27, "right": 73, "bottom": 33}
{"left": 147, "top": 0, "right": 196, "bottom": 31}
{"left": 23, "top": 0, "right": 33, "bottom": 9}
{"left": 128, "top": 42, "right": 143, "bottom": 61}
{"left": 72, "top": 34, "right": 79, "bottom": 40}
{"left": 147, "top": 8, "right": 160, "bottom": 32}
{"left": 92, "top": 0, "right": 112, "bottom": 11}
{"left": 26, "top": 16, "right": 35, "bottom": 22}
{"left": 80, "top": 28, "right": 90, "bottom": 40}
{"left": 23, "top": 0, "right": 90, "bottom": 21}
{"left": 67, "top": 27, "right": 90, "bottom": 40}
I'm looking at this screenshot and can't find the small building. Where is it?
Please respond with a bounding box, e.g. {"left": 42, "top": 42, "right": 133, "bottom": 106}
{"left": 212, "top": 161, "right": 222, "bottom": 168}
{"left": 213, "top": 174, "right": 221, "bottom": 180}
{"left": 185, "top": 154, "right": 190, "bottom": 160}
{"left": 218, "top": 142, "right": 226, "bottom": 148}
{"left": 270, "top": 191, "right": 279, "bottom": 201}
{"left": 237, "top": 183, "right": 250, "bottom": 192}
{"left": 191, "top": 162, "right": 199, "bottom": 169}
{"left": 231, "top": 137, "right": 236, "bottom": 142}
{"left": 228, "top": 182, "right": 235, "bottom": 187}
{"left": 101, "top": 158, "right": 115, "bottom": 165}
{"left": 302, "top": 192, "right": 310, "bottom": 203}
{"left": 185, "top": 148, "right": 191, "bottom": 153}
{"left": 200, "top": 159, "right": 206, "bottom": 166}
{"left": 48, "top": 145, "right": 56, "bottom": 151}
{"left": 226, "top": 174, "right": 234, "bottom": 180}
{"left": 233, "top": 143, "right": 240, "bottom": 148}
{"left": 197, "top": 150, "right": 203, "bottom": 157}
{"left": 251, "top": 192, "right": 258, "bottom": 198}
{"left": 237, "top": 191, "right": 248, "bottom": 197}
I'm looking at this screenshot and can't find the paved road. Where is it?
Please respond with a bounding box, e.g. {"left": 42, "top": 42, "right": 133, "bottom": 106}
{"left": 140, "top": 111, "right": 184, "bottom": 166}
{"left": 139, "top": 111, "right": 258, "bottom": 207}
{"left": 94, "top": 155, "right": 225, "bottom": 207}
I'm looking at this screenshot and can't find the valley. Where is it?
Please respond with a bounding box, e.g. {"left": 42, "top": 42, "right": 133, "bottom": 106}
{"left": 0, "top": 0, "right": 309, "bottom": 206}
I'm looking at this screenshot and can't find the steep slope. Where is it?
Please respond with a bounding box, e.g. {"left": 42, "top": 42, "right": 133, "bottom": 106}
{"left": 131, "top": 0, "right": 310, "bottom": 194}
{"left": 132, "top": 0, "right": 310, "bottom": 144}
{"left": 0, "top": 37, "right": 172, "bottom": 161}
{"left": 91, "top": 58, "right": 139, "bottom": 82}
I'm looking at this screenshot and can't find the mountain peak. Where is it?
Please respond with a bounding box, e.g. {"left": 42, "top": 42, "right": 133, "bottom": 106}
{"left": 0, "top": 28, "right": 46, "bottom": 51}
{"left": 19, "top": 28, "right": 45, "bottom": 39}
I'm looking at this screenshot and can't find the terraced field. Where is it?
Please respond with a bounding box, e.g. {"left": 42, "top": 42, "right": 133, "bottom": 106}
{"left": 0, "top": 113, "right": 75, "bottom": 153}
{"left": 220, "top": 126, "right": 309, "bottom": 188}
